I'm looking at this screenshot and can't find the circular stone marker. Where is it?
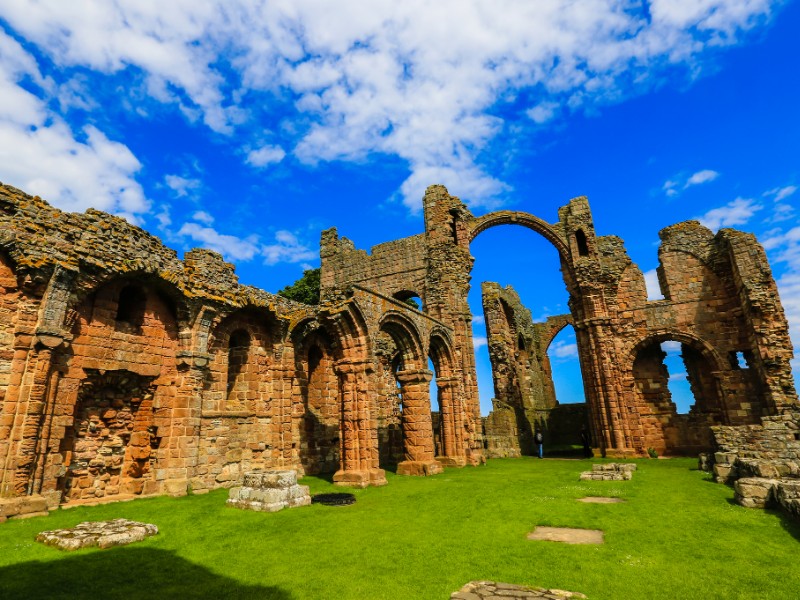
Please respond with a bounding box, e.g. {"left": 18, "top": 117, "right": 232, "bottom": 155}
{"left": 311, "top": 493, "right": 356, "bottom": 506}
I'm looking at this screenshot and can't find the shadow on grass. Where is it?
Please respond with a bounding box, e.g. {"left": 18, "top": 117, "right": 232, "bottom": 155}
{"left": 0, "top": 547, "right": 293, "bottom": 600}
{"left": 778, "top": 510, "right": 800, "bottom": 542}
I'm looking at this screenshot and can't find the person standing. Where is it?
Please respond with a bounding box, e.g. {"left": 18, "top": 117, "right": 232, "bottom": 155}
{"left": 534, "top": 430, "right": 543, "bottom": 459}
{"left": 580, "top": 427, "right": 592, "bottom": 458}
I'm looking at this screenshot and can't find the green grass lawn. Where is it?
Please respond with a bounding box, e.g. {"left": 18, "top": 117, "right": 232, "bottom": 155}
{"left": 1, "top": 458, "right": 798, "bottom": 599}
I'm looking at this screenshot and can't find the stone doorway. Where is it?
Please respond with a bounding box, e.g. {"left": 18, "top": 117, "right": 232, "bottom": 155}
{"left": 59, "top": 370, "right": 157, "bottom": 503}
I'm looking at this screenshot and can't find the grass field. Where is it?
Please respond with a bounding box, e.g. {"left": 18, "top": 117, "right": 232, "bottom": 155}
{"left": 1, "top": 458, "right": 798, "bottom": 599}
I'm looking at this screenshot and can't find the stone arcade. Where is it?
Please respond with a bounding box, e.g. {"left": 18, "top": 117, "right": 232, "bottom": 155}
{"left": 0, "top": 182, "right": 796, "bottom": 515}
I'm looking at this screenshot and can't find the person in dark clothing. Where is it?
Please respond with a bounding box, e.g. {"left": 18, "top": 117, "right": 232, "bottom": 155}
{"left": 580, "top": 427, "right": 592, "bottom": 458}
{"left": 534, "top": 430, "right": 543, "bottom": 458}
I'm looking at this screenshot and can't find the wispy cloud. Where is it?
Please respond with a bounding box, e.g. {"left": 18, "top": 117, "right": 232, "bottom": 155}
{"left": 550, "top": 340, "right": 578, "bottom": 360}
{"left": 663, "top": 169, "right": 720, "bottom": 197}
{"left": 643, "top": 268, "right": 664, "bottom": 301}
{"left": 696, "top": 197, "right": 762, "bottom": 231}
{"left": 246, "top": 144, "right": 286, "bottom": 168}
{"left": 261, "top": 230, "right": 317, "bottom": 266}
{"left": 165, "top": 174, "right": 201, "bottom": 198}
{"left": 472, "top": 336, "right": 488, "bottom": 350}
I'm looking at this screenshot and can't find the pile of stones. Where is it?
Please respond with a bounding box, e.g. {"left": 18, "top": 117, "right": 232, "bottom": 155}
{"left": 579, "top": 463, "right": 636, "bottom": 481}
{"left": 452, "top": 581, "right": 586, "bottom": 599}
{"left": 36, "top": 518, "right": 158, "bottom": 550}
{"left": 227, "top": 469, "right": 311, "bottom": 513}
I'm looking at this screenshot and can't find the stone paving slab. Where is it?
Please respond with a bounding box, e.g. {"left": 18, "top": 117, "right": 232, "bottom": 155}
{"left": 36, "top": 518, "right": 158, "bottom": 550}
{"left": 452, "top": 581, "right": 587, "bottom": 599}
{"left": 577, "top": 496, "right": 625, "bottom": 504}
{"left": 527, "top": 526, "right": 604, "bottom": 544}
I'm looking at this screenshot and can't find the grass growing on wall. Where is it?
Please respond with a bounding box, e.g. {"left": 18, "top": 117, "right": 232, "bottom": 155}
{"left": 1, "top": 458, "right": 798, "bottom": 599}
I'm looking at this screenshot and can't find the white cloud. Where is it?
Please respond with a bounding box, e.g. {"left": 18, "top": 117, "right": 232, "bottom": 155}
{"left": 165, "top": 174, "right": 201, "bottom": 197}
{"left": 191, "top": 210, "right": 214, "bottom": 225}
{"left": 686, "top": 169, "right": 720, "bottom": 186}
{"left": 247, "top": 144, "right": 286, "bottom": 167}
{"left": 527, "top": 101, "right": 560, "bottom": 124}
{"left": 765, "top": 185, "right": 797, "bottom": 202}
{"left": 661, "top": 340, "right": 682, "bottom": 352}
{"left": 177, "top": 222, "right": 260, "bottom": 261}
{"left": 0, "top": 1, "right": 780, "bottom": 212}
{"left": 0, "top": 29, "right": 149, "bottom": 217}
{"left": 472, "top": 335, "right": 487, "bottom": 350}
{"left": 261, "top": 230, "right": 317, "bottom": 266}
{"left": 644, "top": 268, "right": 664, "bottom": 300}
{"left": 669, "top": 372, "right": 687, "bottom": 382}
{"left": 472, "top": 315, "right": 485, "bottom": 326}
{"left": 550, "top": 340, "right": 578, "bottom": 359}
{"left": 696, "top": 197, "right": 763, "bottom": 231}
{"left": 663, "top": 169, "right": 719, "bottom": 197}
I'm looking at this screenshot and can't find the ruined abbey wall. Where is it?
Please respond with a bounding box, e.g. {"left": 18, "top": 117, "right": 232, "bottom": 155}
{"left": 0, "top": 179, "right": 797, "bottom": 518}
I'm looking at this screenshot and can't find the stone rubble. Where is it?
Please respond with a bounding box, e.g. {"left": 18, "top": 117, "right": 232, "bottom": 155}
{"left": 227, "top": 469, "right": 311, "bottom": 513}
{"left": 452, "top": 581, "right": 586, "bottom": 599}
{"left": 579, "top": 463, "right": 637, "bottom": 481}
{"left": 35, "top": 518, "right": 158, "bottom": 550}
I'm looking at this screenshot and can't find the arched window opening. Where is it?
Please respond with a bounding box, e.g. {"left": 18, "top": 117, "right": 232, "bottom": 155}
{"left": 393, "top": 290, "right": 423, "bottom": 311}
{"left": 517, "top": 334, "right": 526, "bottom": 351}
{"left": 428, "top": 356, "right": 441, "bottom": 456}
{"left": 632, "top": 337, "right": 725, "bottom": 455}
{"left": 575, "top": 229, "right": 589, "bottom": 257}
{"left": 546, "top": 325, "right": 585, "bottom": 405}
{"left": 116, "top": 285, "right": 147, "bottom": 327}
{"left": 226, "top": 329, "right": 250, "bottom": 404}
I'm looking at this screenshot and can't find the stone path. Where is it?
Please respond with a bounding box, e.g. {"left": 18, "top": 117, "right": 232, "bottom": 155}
{"left": 36, "top": 518, "right": 158, "bottom": 550}
{"left": 452, "top": 581, "right": 586, "bottom": 599}
{"left": 527, "top": 526, "right": 604, "bottom": 545}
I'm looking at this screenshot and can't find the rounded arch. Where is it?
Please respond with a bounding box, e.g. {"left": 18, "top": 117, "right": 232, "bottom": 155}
{"left": 428, "top": 329, "right": 455, "bottom": 377}
{"left": 468, "top": 211, "right": 571, "bottom": 265}
{"left": 541, "top": 315, "right": 574, "bottom": 356}
{"left": 627, "top": 329, "right": 727, "bottom": 373}
{"left": 378, "top": 311, "right": 426, "bottom": 372}
{"left": 392, "top": 289, "right": 424, "bottom": 311}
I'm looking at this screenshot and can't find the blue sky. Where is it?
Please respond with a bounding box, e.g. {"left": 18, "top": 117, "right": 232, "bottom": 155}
{"left": 0, "top": 1, "right": 798, "bottom": 415}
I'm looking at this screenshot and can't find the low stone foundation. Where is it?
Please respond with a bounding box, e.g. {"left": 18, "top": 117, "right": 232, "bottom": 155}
{"left": 227, "top": 470, "right": 311, "bottom": 513}
{"left": 452, "top": 581, "right": 586, "bottom": 599}
{"left": 579, "top": 463, "right": 636, "bottom": 481}
{"left": 709, "top": 411, "right": 800, "bottom": 521}
{"left": 36, "top": 519, "right": 158, "bottom": 550}
{"left": 0, "top": 495, "right": 49, "bottom": 522}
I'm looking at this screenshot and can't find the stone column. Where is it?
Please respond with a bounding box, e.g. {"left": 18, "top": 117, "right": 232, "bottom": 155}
{"left": 396, "top": 369, "right": 443, "bottom": 476}
{"left": 434, "top": 376, "right": 466, "bottom": 467}
{"left": 165, "top": 351, "right": 209, "bottom": 496}
{"left": 333, "top": 358, "right": 386, "bottom": 488}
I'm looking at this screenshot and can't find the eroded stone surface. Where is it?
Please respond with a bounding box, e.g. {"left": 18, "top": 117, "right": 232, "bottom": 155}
{"left": 227, "top": 469, "right": 311, "bottom": 513}
{"left": 527, "top": 527, "right": 604, "bottom": 545}
{"left": 36, "top": 518, "right": 157, "bottom": 550}
{"left": 452, "top": 581, "right": 587, "bottom": 599}
{"left": 579, "top": 463, "right": 636, "bottom": 481}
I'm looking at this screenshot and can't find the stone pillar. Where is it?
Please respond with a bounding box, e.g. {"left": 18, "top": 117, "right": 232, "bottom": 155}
{"left": 435, "top": 376, "right": 466, "bottom": 467}
{"left": 0, "top": 333, "right": 63, "bottom": 497}
{"left": 165, "top": 351, "right": 209, "bottom": 496}
{"left": 396, "top": 369, "right": 444, "bottom": 476}
{"left": 333, "top": 358, "right": 386, "bottom": 488}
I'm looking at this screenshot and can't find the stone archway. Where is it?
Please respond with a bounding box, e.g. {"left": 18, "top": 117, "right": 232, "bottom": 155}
{"left": 428, "top": 331, "right": 467, "bottom": 467}
{"left": 627, "top": 331, "right": 730, "bottom": 455}
{"left": 379, "top": 312, "right": 442, "bottom": 476}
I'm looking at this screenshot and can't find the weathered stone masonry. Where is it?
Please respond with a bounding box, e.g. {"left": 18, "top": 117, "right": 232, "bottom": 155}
{"left": 0, "top": 180, "right": 797, "bottom": 516}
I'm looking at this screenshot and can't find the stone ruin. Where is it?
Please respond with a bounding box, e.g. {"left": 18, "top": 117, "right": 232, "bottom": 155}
{"left": 0, "top": 181, "right": 796, "bottom": 516}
